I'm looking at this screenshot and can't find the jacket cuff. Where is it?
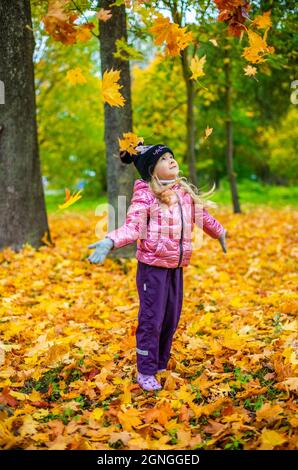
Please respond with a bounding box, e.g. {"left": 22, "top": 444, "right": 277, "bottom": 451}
{"left": 105, "top": 236, "right": 115, "bottom": 250}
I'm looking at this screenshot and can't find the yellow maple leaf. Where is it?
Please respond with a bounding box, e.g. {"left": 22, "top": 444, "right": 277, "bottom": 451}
{"left": 90, "top": 408, "right": 104, "bottom": 422}
{"left": 66, "top": 67, "right": 87, "bottom": 85}
{"left": 19, "top": 415, "right": 38, "bottom": 437}
{"left": 118, "top": 408, "right": 142, "bottom": 431}
{"left": 222, "top": 330, "right": 244, "bottom": 350}
{"left": 101, "top": 68, "right": 125, "bottom": 107}
{"left": 173, "top": 27, "right": 193, "bottom": 54}
{"left": 282, "top": 347, "right": 298, "bottom": 365}
{"left": 58, "top": 188, "right": 83, "bottom": 210}
{"left": 99, "top": 383, "right": 115, "bottom": 401}
{"left": 120, "top": 378, "right": 132, "bottom": 405}
{"left": 190, "top": 55, "right": 206, "bottom": 80}
{"left": 9, "top": 390, "right": 28, "bottom": 401}
{"left": 28, "top": 389, "right": 43, "bottom": 402}
{"left": 204, "top": 125, "right": 213, "bottom": 140}
{"left": 118, "top": 132, "right": 144, "bottom": 155}
{"left": 175, "top": 385, "right": 196, "bottom": 403}
{"left": 260, "top": 429, "right": 287, "bottom": 449}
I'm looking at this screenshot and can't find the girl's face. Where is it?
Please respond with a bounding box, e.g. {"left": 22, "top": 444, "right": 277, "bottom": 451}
{"left": 152, "top": 152, "right": 179, "bottom": 180}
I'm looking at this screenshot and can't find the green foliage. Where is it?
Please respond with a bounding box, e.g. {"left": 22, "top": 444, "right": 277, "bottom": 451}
{"left": 263, "top": 107, "right": 298, "bottom": 184}
{"left": 34, "top": 31, "right": 105, "bottom": 195}
{"left": 31, "top": 1, "right": 296, "bottom": 196}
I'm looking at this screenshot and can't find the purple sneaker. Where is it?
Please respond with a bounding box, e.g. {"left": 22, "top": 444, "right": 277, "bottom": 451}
{"left": 137, "top": 372, "right": 162, "bottom": 391}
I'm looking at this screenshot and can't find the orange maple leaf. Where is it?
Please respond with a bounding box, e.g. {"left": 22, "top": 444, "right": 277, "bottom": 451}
{"left": 242, "top": 27, "right": 275, "bottom": 64}
{"left": 144, "top": 401, "right": 175, "bottom": 426}
{"left": 58, "top": 188, "right": 83, "bottom": 210}
{"left": 149, "top": 13, "right": 193, "bottom": 57}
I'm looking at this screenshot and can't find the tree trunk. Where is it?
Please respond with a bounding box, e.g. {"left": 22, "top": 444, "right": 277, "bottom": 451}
{"left": 223, "top": 40, "right": 241, "bottom": 213}
{"left": 0, "top": 0, "right": 51, "bottom": 251}
{"left": 98, "top": 0, "right": 136, "bottom": 260}
{"left": 180, "top": 48, "right": 198, "bottom": 187}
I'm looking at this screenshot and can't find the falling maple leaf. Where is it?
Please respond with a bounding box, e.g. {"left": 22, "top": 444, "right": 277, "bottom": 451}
{"left": 118, "top": 133, "right": 144, "bottom": 155}
{"left": 101, "top": 68, "right": 125, "bottom": 107}
{"left": 242, "top": 27, "right": 275, "bottom": 64}
{"left": 214, "top": 0, "right": 251, "bottom": 37}
{"left": 252, "top": 10, "right": 272, "bottom": 30}
{"left": 190, "top": 55, "right": 206, "bottom": 80}
{"left": 43, "top": 0, "right": 94, "bottom": 45}
{"left": 209, "top": 38, "right": 218, "bottom": 47}
{"left": 43, "top": 0, "right": 78, "bottom": 44}
{"left": 66, "top": 67, "right": 87, "bottom": 85}
{"left": 76, "top": 23, "right": 94, "bottom": 43}
{"left": 204, "top": 125, "right": 213, "bottom": 140}
{"left": 244, "top": 64, "right": 257, "bottom": 77}
{"left": 96, "top": 8, "right": 113, "bottom": 22}
{"left": 149, "top": 13, "right": 193, "bottom": 57}
{"left": 58, "top": 188, "right": 83, "bottom": 210}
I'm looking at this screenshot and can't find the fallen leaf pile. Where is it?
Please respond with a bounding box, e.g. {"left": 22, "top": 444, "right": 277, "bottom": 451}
{"left": 0, "top": 205, "right": 297, "bottom": 450}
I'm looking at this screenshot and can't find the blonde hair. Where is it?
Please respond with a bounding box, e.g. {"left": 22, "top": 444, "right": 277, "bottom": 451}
{"left": 148, "top": 172, "right": 218, "bottom": 210}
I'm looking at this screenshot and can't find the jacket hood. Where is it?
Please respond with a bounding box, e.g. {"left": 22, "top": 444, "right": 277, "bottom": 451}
{"left": 134, "top": 179, "right": 180, "bottom": 191}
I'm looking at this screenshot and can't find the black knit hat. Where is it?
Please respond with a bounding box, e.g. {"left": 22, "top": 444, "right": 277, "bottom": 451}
{"left": 119, "top": 143, "right": 174, "bottom": 181}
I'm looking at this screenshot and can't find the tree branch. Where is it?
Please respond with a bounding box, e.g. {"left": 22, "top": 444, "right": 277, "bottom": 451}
{"left": 70, "top": 0, "right": 100, "bottom": 40}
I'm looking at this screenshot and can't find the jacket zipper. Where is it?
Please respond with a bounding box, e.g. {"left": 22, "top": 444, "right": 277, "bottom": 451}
{"left": 177, "top": 196, "right": 184, "bottom": 267}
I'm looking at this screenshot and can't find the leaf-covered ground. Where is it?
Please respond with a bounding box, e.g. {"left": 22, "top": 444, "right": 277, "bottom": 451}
{"left": 0, "top": 206, "right": 297, "bottom": 450}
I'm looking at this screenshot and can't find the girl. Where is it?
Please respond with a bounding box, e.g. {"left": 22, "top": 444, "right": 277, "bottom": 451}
{"left": 87, "top": 144, "right": 227, "bottom": 391}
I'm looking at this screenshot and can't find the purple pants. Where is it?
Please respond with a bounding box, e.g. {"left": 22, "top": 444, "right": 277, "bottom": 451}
{"left": 135, "top": 261, "right": 184, "bottom": 375}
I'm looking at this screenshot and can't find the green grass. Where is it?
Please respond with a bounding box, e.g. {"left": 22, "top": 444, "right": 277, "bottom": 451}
{"left": 45, "top": 179, "right": 298, "bottom": 214}
{"left": 211, "top": 178, "right": 298, "bottom": 208}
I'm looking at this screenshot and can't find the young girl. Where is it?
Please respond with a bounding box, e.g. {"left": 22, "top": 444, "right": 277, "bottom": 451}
{"left": 87, "top": 144, "right": 227, "bottom": 391}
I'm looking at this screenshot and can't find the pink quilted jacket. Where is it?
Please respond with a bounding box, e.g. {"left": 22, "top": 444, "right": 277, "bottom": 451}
{"left": 105, "top": 179, "right": 225, "bottom": 268}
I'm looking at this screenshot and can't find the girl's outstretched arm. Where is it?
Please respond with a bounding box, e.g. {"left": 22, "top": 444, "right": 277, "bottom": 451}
{"left": 105, "top": 186, "right": 150, "bottom": 249}
{"left": 193, "top": 203, "right": 226, "bottom": 243}
{"left": 201, "top": 207, "right": 225, "bottom": 239}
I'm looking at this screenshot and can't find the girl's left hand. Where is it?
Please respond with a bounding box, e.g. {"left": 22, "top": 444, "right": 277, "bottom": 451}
{"left": 218, "top": 229, "right": 227, "bottom": 253}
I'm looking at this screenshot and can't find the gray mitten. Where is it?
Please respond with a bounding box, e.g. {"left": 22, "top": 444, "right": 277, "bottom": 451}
{"left": 87, "top": 237, "right": 114, "bottom": 264}
{"left": 218, "top": 229, "right": 227, "bottom": 253}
